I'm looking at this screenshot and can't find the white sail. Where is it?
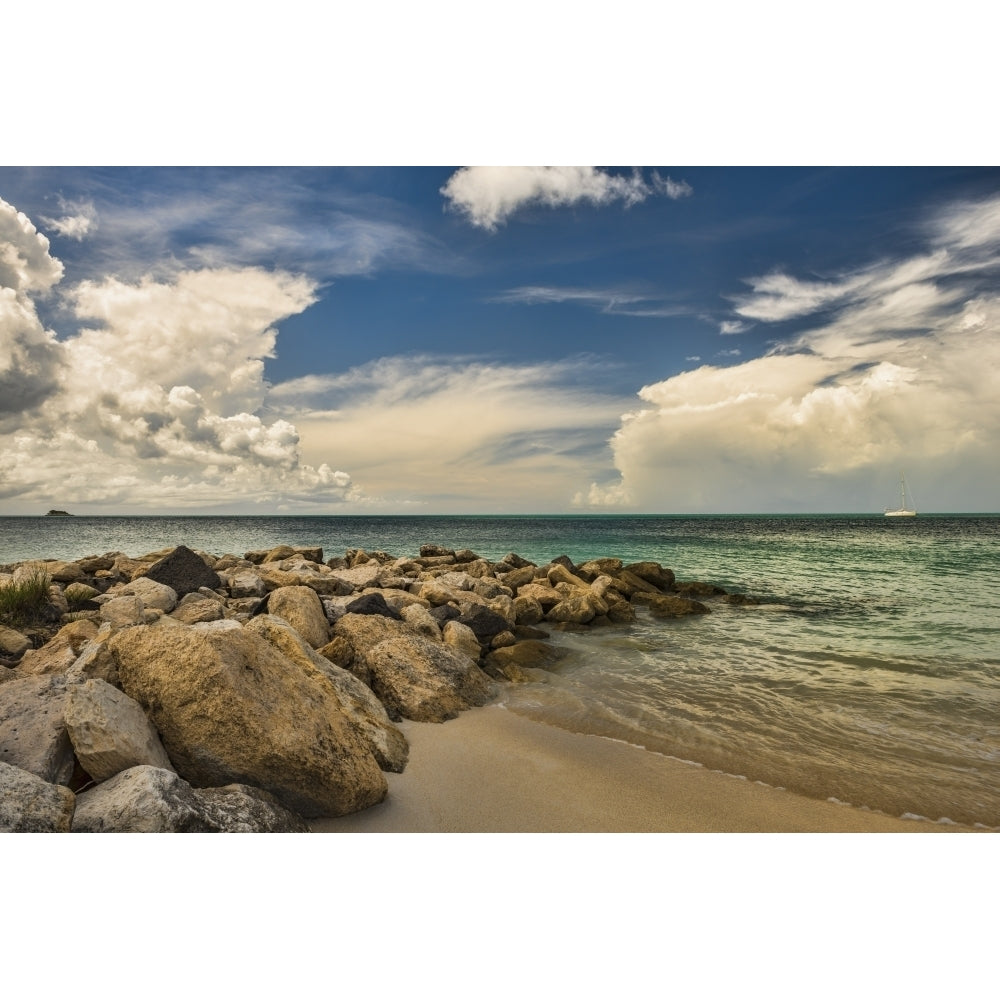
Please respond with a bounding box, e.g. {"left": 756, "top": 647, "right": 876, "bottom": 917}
{"left": 885, "top": 473, "right": 917, "bottom": 517}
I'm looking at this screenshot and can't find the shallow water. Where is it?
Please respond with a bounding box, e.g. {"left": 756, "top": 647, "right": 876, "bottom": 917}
{"left": 3, "top": 513, "right": 998, "bottom": 826}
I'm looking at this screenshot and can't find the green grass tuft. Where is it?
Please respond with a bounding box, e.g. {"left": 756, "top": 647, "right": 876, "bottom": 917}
{"left": 0, "top": 566, "right": 53, "bottom": 629}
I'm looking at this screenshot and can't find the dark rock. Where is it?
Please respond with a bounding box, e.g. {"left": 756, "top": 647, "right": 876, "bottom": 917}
{"left": 344, "top": 592, "right": 403, "bottom": 621}
{"left": 647, "top": 594, "right": 711, "bottom": 617}
{"left": 550, "top": 554, "right": 578, "bottom": 573}
{"left": 429, "top": 604, "right": 462, "bottom": 626}
{"left": 499, "top": 552, "right": 534, "bottom": 569}
{"left": 144, "top": 544, "right": 222, "bottom": 597}
{"left": 420, "top": 543, "right": 454, "bottom": 557}
{"left": 674, "top": 581, "right": 727, "bottom": 597}
{"left": 457, "top": 606, "right": 513, "bottom": 643}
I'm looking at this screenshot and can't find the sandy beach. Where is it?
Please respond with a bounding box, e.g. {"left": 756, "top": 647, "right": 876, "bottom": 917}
{"left": 310, "top": 703, "right": 967, "bottom": 833}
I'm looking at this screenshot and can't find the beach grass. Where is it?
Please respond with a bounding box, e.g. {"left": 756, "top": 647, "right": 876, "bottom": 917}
{"left": 0, "top": 565, "right": 52, "bottom": 629}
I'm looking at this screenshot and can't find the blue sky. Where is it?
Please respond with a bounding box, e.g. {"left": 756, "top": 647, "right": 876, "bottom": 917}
{"left": 2, "top": 165, "right": 999, "bottom": 514}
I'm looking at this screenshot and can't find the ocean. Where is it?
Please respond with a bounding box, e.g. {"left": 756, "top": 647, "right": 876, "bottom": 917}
{"left": 2, "top": 513, "right": 998, "bottom": 828}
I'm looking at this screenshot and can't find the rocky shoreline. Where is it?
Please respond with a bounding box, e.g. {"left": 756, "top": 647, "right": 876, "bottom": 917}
{"left": 1, "top": 541, "right": 755, "bottom": 832}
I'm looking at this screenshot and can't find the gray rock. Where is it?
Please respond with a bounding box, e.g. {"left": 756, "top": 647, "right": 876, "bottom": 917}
{"left": 0, "top": 760, "right": 75, "bottom": 832}
{"left": 0, "top": 675, "right": 75, "bottom": 784}
{"left": 72, "top": 765, "right": 308, "bottom": 832}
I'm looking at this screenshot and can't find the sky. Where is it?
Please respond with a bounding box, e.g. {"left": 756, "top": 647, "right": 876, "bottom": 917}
{"left": 1, "top": 165, "right": 999, "bottom": 514}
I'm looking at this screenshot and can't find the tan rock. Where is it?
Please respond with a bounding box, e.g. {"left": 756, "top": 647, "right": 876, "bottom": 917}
{"left": 64, "top": 678, "right": 174, "bottom": 781}
{"left": 0, "top": 624, "right": 31, "bottom": 660}
{"left": 442, "top": 619, "right": 482, "bottom": 660}
{"left": 266, "top": 585, "right": 330, "bottom": 648}
{"left": 399, "top": 603, "right": 441, "bottom": 639}
{"left": 18, "top": 619, "right": 99, "bottom": 676}
{"left": 111, "top": 622, "right": 386, "bottom": 817}
{"left": 170, "top": 593, "right": 225, "bottom": 625}
{"left": 245, "top": 615, "right": 408, "bottom": 773}
{"left": 647, "top": 594, "right": 711, "bottom": 617}
{"left": 363, "top": 633, "right": 496, "bottom": 723}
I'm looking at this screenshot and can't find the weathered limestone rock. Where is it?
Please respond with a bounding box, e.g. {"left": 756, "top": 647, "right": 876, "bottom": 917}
{"left": 170, "top": 593, "right": 225, "bottom": 625}
{"left": 317, "top": 635, "right": 354, "bottom": 669}
{"left": 512, "top": 594, "right": 544, "bottom": 626}
{"left": 64, "top": 582, "right": 101, "bottom": 604}
{"left": 110, "top": 622, "right": 387, "bottom": 816}
{"left": 579, "top": 558, "right": 624, "bottom": 578}
{"left": 46, "top": 560, "right": 87, "bottom": 584}
{"left": 647, "top": 594, "right": 711, "bottom": 617}
{"left": 0, "top": 760, "right": 75, "bottom": 832}
{"left": 399, "top": 603, "right": 441, "bottom": 639}
{"left": 546, "top": 592, "right": 607, "bottom": 625}
{"left": 112, "top": 555, "right": 154, "bottom": 581}
{"left": 496, "top": 564, "right": 536, "bottom": 590}
{"left": 258, "top": 564, "right": 351, "bottom": 596}
{"left": 547, "top": 563, "right": 591, "bottom": 592}
{"left": 363, "top": 633, "right": 496, "bottom": 723}
{"left": 245, "top": 615, "right": 408, "bottom": 773}
{"left": 326, "top": 561, "right": 382, "bottom": 590}
{"left": 120, "top": 576, "right": 179, "bottom": 612}
{"left": 143, "top": 544, "right": 222, "bottom": 597}
{"left": 517, "top": 582, "right": 564, "bottom": 608}
{"left": 267, "top": 585, "right": 330, "bottom": 648}
{"left": 442, "top": 619, "right": 482, "bottom": 660}
{"left": 623, "top": 562, "right": 676, "bottom": 591}
{"left": 483, "top": 639, "right": 569, "bottom": 676}
{"left": 100, "top": 595, "right": 151, "bottom": 628}
{"left": 0, "top": 624, "right": 31, "bottom": 660}
{"left": 332, "top": 612, "right": 413, "bottom": 660}
{"left": 0, "top": 675, "right": 75, "bottom": 784}
{"left": 610, "top": 569, "right": 663, "bottom": 598}
{"left": 64, "top": 678, "right": 174, "bottom": 782}
{"left": 65, "top": 624, "right": 120, "bottom": 687}
{"left": 17, "top": 619, "right": 100, "bottom": 676}
{"left": 221, "top": 567, "right": 268, "bottom": 598}
{"left": 72, "top": 765, "right": 309, "bottom": 832}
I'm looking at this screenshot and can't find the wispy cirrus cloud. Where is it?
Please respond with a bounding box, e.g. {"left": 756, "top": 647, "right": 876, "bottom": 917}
{"left": 493, "top": 284, "right": 693, "bottom": 318}
{"left": 441, "top": 166, "right": 692, "bottom": 231}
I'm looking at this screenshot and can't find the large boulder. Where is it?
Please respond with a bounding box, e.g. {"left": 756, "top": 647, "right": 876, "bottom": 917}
{"left": 0, "top": 675, "right": 75, "bottom": 784}
{"left": 266, "top": 585, "right": 330, "bottom": 648}
{"left": 169, "top": 593, "right": 225, "bottom": 625}
{"left": 110, "top": 622, "right": 387, "bottom": 817}
{"left": 622, "top": 562, "right": 675, "bottom": 591}
{"left": 363, "top": 633, "right": 496, "bottom": 723}
{"left": 483, "top": 639, "right": 569, "bottom": 679}
{"left": 64, "top": 678, "right": 174, "bottom": 782}
{"left": 245, "top": 615, "right": 408, "bottom": 773}
{"left": 72, "top": 765, "right": 308, "bottom": 832}
{"left": 143, "top": 544, "right": 222, "bottom": 597}
{"left": 0, "top": 761, "right": 76, "bottom": 832}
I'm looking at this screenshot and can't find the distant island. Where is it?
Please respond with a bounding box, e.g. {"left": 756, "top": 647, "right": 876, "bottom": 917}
{"left": 43, "top": 510, "right": 74, "bottom": 517}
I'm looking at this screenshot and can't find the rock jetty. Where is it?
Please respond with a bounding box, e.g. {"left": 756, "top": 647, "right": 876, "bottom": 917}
{"left": 0, "top": 541, "right": 752, "bottom": 832}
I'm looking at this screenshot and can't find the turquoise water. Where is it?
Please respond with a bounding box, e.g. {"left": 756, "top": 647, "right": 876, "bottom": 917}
{"left": 3, "top": 514, "right": 998, "bottom": 827}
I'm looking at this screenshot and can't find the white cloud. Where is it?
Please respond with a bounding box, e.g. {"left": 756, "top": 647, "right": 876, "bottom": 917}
{"left": 441, "top": 166, "right": 691, "bottom": 230}
{"left": 0, "top": 198, "right": 65, "bottom": 422}
{"left": 0, "top": 203, "right": 370, "bottom": 511}
{"left": 40, "top": 197, "right": 98, "bottom": 241}
{"left": 494, "top": 284, "right": 690, "bottom": 318}
{"left": 273, "top": 356, "right": 632, "bottom": 511}
{"left": 580, "top": 195, "right": 1000, "bottom": 512}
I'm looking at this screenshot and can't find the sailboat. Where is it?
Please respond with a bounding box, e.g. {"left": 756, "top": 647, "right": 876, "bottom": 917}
{"left": 884, "top": 473, "right": 917, "bottom": 517}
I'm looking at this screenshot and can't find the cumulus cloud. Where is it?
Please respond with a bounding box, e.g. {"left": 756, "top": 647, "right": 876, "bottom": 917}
{"left": 441, "top": 166, "right": 692, "bottom": 230}
{"left": 0, "top": 201, "right": 369, "bottom": 511}
{"left": 272, "top": 356, "right": 632, "bottom": 510}
{"left": 0, "top": 198, "right": 65, "bottom": 422}
{"left": 578, "top": 195, "right": 1000, "bottom": 512}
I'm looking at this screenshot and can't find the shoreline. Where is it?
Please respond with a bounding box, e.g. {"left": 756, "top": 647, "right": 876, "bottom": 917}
{"left": 311, "top": 702, "right": 971, "bottom": 833}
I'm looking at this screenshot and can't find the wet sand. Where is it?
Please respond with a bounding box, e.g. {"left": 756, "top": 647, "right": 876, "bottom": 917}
{"left": 311, "top": 704, "right": 967, "bottom": 833}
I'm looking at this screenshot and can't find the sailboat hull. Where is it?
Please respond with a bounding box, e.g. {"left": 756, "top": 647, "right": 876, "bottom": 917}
{"left": 884, "top": 509, "right": 917, "bottom": 517}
